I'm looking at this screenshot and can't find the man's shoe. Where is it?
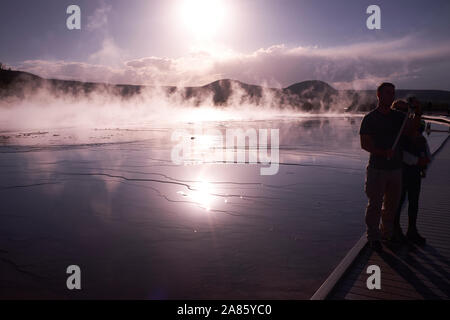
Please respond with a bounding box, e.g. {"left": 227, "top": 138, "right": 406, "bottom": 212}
{"left": 369, "top": 240, "right": 382, "bottom": 252}
{"left": 407, "top": 230, "right": 426, "bottom": 245}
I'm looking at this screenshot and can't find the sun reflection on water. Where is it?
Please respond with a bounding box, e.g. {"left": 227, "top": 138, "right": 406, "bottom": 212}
{"left": 178, "top": 179, "right": 214, "bottom": 211}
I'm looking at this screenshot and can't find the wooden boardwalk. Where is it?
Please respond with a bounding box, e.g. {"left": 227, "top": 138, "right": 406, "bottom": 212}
{"left": 316, "top": 135, "right": 450, "bottom": 300}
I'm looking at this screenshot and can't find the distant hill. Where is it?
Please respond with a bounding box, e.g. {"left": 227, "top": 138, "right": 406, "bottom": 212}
{"left": 284, "top": 80, "right": 337, "bottom": 97}
{"left": 0, "top": 70, "right": 43, "bottom": 92}
{"left": 1, "top": 69, "right": 449, "bottom": 113}
{"left": 180, "top": 79, "right": 272, "bottom": 106}
{"left": 283, "top": 80, "right": 338, "bottom": 111}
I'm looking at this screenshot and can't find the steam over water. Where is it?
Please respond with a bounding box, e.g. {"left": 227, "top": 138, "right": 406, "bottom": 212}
{"left": 0, "top": 93, "right": 448, "bottom": 298}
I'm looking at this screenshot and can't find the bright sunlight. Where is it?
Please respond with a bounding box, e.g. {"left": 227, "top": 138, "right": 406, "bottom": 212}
{"left": 177, "top": 0, "right": 228, "bottom": 40}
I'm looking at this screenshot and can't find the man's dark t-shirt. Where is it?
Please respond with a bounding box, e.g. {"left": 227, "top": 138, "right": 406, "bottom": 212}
{"left": 359, "top": 108, "right": 406, "bottom": 170}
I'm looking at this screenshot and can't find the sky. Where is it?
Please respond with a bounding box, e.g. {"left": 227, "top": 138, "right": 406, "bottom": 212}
{"left": 1, "top": 0, "right": 450, "bottom": 90}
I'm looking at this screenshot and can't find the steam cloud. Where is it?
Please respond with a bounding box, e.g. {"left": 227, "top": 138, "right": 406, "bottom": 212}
{"left": 0, "top": 77, "right": 363, "bottom": 132}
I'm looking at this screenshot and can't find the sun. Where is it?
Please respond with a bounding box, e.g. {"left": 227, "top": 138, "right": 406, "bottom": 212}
{"left": 177, "top": 0, "right": 228, "bottom": 40}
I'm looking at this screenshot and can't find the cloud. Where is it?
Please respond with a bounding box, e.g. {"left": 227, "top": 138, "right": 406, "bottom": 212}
{"left": 126, "top": 57, "right": 173, "bottom": 71}
{"left": 86, "top": 3, "right": 112, "bottom": 31}
{"left": 89, "top": 38, "right": 126, "bottom": 67}
{"left": 84, "top": 2, "right": 126, "bottom": 67}
{"left": 15, "top": 36, "right": 450, "bottom": 90}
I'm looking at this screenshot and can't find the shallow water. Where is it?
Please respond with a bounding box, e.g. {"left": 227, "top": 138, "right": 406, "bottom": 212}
{"left": 0, "top": 116, "right": 447, "bottom": 299}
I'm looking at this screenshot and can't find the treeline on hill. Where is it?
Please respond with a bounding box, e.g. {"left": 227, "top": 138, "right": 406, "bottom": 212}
{"left": 1, "top": 67, "right": 449, "bottom": 114}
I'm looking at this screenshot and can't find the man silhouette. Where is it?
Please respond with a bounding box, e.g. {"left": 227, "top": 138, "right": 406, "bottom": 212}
{"left": 359, "top": 83, "right": 421, "bottom": 251}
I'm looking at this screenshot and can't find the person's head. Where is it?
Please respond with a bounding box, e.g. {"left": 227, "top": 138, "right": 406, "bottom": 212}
{"left": 377, "top": 82, "right": 395, "bottom": 108}
{"left": 391, "top": 99, "right": 408, "bottom": 112}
